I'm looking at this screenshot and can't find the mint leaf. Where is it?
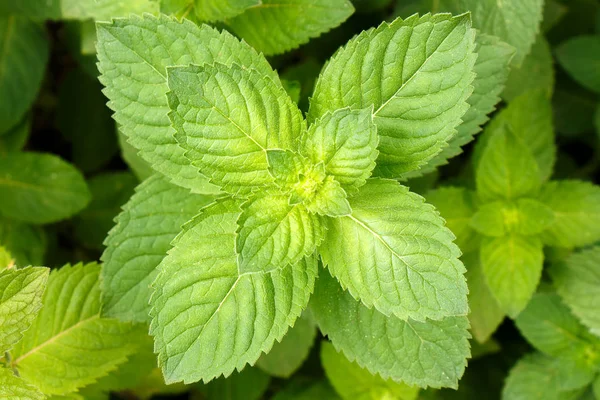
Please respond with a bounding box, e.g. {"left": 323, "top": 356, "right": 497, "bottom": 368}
{"left": 0, "top": 217, "right": 46, "bottom": 267}
{"left": 320, "top": 179, "right": 467, "bottom": 321}
{"left": 101, "top": 174, "right": 213, "bottom": 323}
{"left": 195, "top": 0, "right": 259, "bottom": 21}
{"left": 551, "top": 246, "right": 600, "bottom": 335}
{"left": 167, "top": 63, "right": 304, "bottom": 195}
{"left": 304, "top": 176, "right": 351, "bottom": 217}
{"left": 0, "top": 246, "right": 10, "bottom": 268}
{"left": 10, "top": 263, "right": 142, "bottom": 395}
{"left": 79, "top": 333, "right": 156, "bottom": 397}
{"left": 480, "top": 235, "right": 543, "bottom": 318}
{"left": 62, "top": 0, "right": 159, "bottom": 20}
{"left": 538, "top": 180, "right": 600, "bottom": 249}
{"left": 470, "top": 202, "right": 505, "bottom": 237}
{"left": 411, "top": 33, "right": 515, "bottom": 177}
{"left": 463, "top": 252, "right": 505, "bottom": 343}
{"left": 257, "top": 314, "right": 316, "bottom": 378}
{"left": 475, "top": 126, "right": 540, "bottom": 203}
{"left": 267, "top": 150, "right": 307, "bottom": 190}
{"left": 470, "top": 199, "right": 555, "bottom": 237}
{"left": 96, "top": 14, "right": 279, "bottom": 193}
{"left": 425, "top": 187, "right": 479, "bottom": 254}
{"left": 236, "top": 194, "right": 325, "bottom": 273}
{"left": 440, "top": 0, "right": 544, "bottom": 65}
{"left": 300, "top": 108, "right": 378, "bottom": 195}
{"left": 556, "top": 35, "right": 600, "bottom": 94}
{"left": 502, "top": 35, "right": 554, "bottom": 102}
{"left": 515, "top": 292, "right": 600, "bottom": 367}
{"left": 321, "top": 341, "right": 419, "bottom": 400}
{"left": 0, "top": 152, "right": 90, "bottom": 224}
{"left": 149, "top": 199, "right": 318, "bottom": 384}
{"left": 309, "top": 13, "right": 476, "bottom": 177}
{"left": 0, "top": 17, "right": 49, "bottom": 133}
{"left": 200, "top": 367, "right": 271, "bottom": 400}
{"left": 73, "top": 172, "right": 137, "bottom": 250}
{"left": 476, "top": 89, "right": 556, "bottom": 182}
{"left": 0, "top": 368, "right": 44, "bottom": 400}
{"left": 0, "top": 0, "right": 61, "bottom": 20}
{"left": 226, "top": 0, "right": 354, "bottom": 55}
{"left": 0, "top": 266, "right": 48, "bottom": 353}
{"left": 117, "top": 130, "right": 153, "bottom": 182}
{"left": 273, "top": 379, "right": 341, "bottom": 400}
{"left": 310, "top": 272, "right": 471, "bottom": 389}
{"left": 503, "top": 353, "right": 593, "bottom": 400}
{"left": 0, "top": 115, "right": 30, "bottom": 154}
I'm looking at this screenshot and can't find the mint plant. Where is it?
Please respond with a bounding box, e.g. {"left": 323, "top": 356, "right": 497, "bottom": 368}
{"left": 94, "top": 11, "right": 515, "bottom": 388}
{"left": 427, "top": 89, "right": 600, "bottom": 343}
{"left": 1, "top": 0, "right": 600, "bottom": 398}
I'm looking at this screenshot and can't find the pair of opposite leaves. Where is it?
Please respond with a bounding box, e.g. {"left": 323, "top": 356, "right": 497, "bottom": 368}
{"left": 97, "top": 12, "right": 499, "bottom": 387}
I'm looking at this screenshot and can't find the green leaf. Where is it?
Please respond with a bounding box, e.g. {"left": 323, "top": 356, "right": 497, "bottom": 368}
{"left": 0, "top": 217, "right": 46, "bottom": 266}
{"left": 480, "top": 235, "right": 543, "bottom": 318}
{"left": 410, "top": 33, "right": 515, "bottom": 177}
{"left": 476, "top": 89, "right": 555, "bottom": 182}
{"left": 167, "top": 63, "right": 304, "bottom": 195}
{"left": 542, "top": 0, "right": 567, "bottom": 32}
{"left": 101, "top": 174, "right": 213, "bottom": 323}
{"left": 0, "top": 266, "right": 48, "bottom": 353}
{"left": 538, "top": 180, "right": 600, "bottom": 248}
{"left": 236, "top": 194, "right": 325, "bottom": 273}
{"left": 199, "top": 367, "right": 271, "bottom": 400}
{"left": 502, "top": 353, "right": 593, "bottom": 400}
{"left": 320, "top": 179, "right": 467, "bottom": 321}
{"left": 440, "top": 0, "right": 544, "bottom": 66}
{"left": 79, "top": 333, "right": 156, "bottom": 396}
{"left": 0, "top": 17, "right": 49, "bottom": 133}
{"left": 281, "top": 79, "right": 302, "bottom": 104}
{"left": 257, "top": 313, "right": 316, "bottom": 378}
{"left": 515, "top": 292, "right": 600, "bottom": 367}
{"left": 96, "top": 14, "right": 279, "bottom": 193}
{"left": 469, "top": 338, "right": 501, "bottom": 359}
{"left": 56, "top": 69, "right": 117, "bottom": 173}
{"left": 117, "top": 130, "right": 153, "bottom": 182}
{"left": 304, "top": 176, "right": 351, "bottom": 217}
{"left": 470, "top": 199, "right": 555, "bottom": 237}
{"left": 0, "top": 368, "right": 45, "bottom": 400}
{"left": 310, "top": 272, "right": 471, "bottom": 389}
{"left": 0, "top": 0, "right": 61, "bottom": 20}
{"left": 475, "top": 126, "right": 541, "bottom": 203}
{"left": 0, "top": 115, "right": 30, "bottom": 154}
{"left": 594, "top": 376, "right": 600, "bottom": 400}
{"left": 321, "top": 341, "right": 419, "bottom": 400}
{"left": 267, "top": 150, "right": 307, "bottom": 190}
{"left": 64, "top": 0, "right": 158, "bottom": 20}
{"left": 502, "top": 35, "right": 554, "bottom": 102}
{"left": 226, "top": 0, "right": 354, "bottom": 55}
{"left": 551, "top": 246, "right": 600, "bottom": 336}
{"left": 556, "top": 35, "right": 600, "bottom": 94}
{"left": 463, "top": 252, "right": 504, "bottom": 344}
{"left": 149, "top": 199, "right": 318, "bottom": 384}
{"left": 73, "top": 172, "right": 137, "bottom": 250}
{"left": 0, "top": 152, "right": 91, "bottom": 224}
{"left": 0, "top": 246, "right": 11, "bottom": 268}
{"left": 10, "top": 263, "right": 142, "bottom": 395}
{"left": 194, "top": 0, "right": 259, "bottom": 21}
{"left": 309, "top": 13, "right": 476, "bottom": 177}
{"left": 300, "top": 108, "right": 378, "bottom": 195}
{"left": 273, "top": 379, "right": 341, "bottom": 400}
{"left": 425, "top": 187, "right": 479, "bottom": 254}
